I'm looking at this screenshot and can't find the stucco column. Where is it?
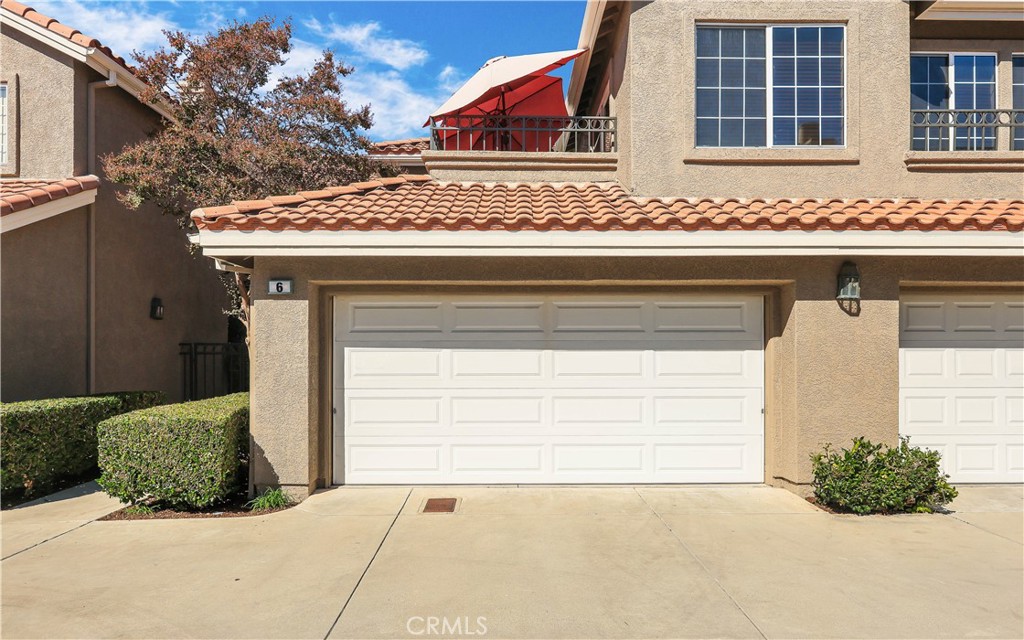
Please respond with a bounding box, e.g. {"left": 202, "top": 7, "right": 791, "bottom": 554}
{"left": 249, "top": 269, "right": 319, "bottom": 501}
{"left": 771, "top": 258, "right": 901, "bottom": 491}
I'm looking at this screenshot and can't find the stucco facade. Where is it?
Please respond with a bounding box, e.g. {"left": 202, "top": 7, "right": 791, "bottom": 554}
{"left": 190, "top": 0, "right": 1023, "bottom": 499}
{"left": 0, "top": 21, "right": 228, "bottom": 401}
{"left": 241, "top": 256, "right": 1023, "bottom": 498}
{"left": 604, "top": 0, "right": 1023, "bottom": 198}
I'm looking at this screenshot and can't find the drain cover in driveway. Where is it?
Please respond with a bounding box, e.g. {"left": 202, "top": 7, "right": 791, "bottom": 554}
{"left": 422, "top": 498, "right": 457, "bottom": 513}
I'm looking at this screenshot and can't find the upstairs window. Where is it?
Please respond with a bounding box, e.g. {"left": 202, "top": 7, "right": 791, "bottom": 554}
{"left": 1013, "top": 55, "right": 1023, "bottom": 151}
{"left": 696, "top": 24, "right": 845, "bottom": 148}
{"left": 911, "top": 53, "right": 996, "bottom": 151}
{"left": 0, "top": 84, "right": 7, "bottom": 165}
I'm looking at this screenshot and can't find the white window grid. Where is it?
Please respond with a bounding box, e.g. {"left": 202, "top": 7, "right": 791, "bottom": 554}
{"left": 0, "top": 84, "right": 7, "bottom": 165}
{"left": 695, "top": 26, "right": 768, "bottom": 147}
{"left": 910, "top": 52, "right": 998, "bottom": 152}
{"left": 1013, "top": 54, "right": 1023, "bottom": 151}
{"left": 694, "top": 23, "right": 847, "bottom": 149}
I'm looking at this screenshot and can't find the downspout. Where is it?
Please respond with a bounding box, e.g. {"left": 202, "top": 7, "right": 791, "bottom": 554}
{"left": 85, "top": 69, "right": 117, "bottom": 393}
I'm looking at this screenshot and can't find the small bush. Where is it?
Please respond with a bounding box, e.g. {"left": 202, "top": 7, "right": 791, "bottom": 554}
{"left": 98, "top": 393, "right": 249, "bottom": 508}
{"left": 811, "top": 437, "right": 958, "bottom": 514}
{"left": 1, "top": 391, "right": 164, "bottom": 498}
{"left": 246, "top": 487, "right": 291, "bottom": 511}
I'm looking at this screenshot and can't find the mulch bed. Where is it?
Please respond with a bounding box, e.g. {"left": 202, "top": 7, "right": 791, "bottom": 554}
{"left": 99, "top": 488, "right": 294, "bottom": 521}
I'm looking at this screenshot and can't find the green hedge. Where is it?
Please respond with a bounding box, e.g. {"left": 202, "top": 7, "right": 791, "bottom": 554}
{"left": 1, "top": 391, "right": 165, "bottom": 498}
{"left": 811, "top": 437, "right": 958, "bottom": 514}
{"left": 98, "top": 393, "right": 249, "bottom": 508}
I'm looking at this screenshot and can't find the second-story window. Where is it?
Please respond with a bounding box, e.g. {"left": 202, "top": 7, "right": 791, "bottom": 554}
{"left": 911, "top": 53, "right": 996, "bottom": 151}
{"left": 0, "top": 84, "right": 7, "bottom": 165}
{"left": 696, "top": 24, "right": 845, "bottom": 148}
{"left": 1013, "top": 55, "right": 1023, "bottom": 151}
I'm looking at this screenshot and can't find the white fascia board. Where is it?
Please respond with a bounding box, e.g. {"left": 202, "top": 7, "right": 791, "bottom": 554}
{"left": 917, "top": 1, "right": 1024, "bottom": 20}
{"left": 0, "top": 12, "right": 91, "bottom": 62}
{"left": 194, "top": 229, "right": 1024, "bottom": 258}
{"left": 0, "top": 11, "right": 174, "bottom": 121}
{"left": 567, "top": 0, "right": 605, "bottom": 115}
{"left": 370, "top": 154, "right": 425, "bottom": 167}
{"left": 1, "top": 190, "right": 97, "bottom": 234}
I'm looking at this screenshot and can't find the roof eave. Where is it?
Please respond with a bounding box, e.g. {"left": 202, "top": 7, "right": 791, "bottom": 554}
{"left": 0, "top": 9, "right": 175, "bottom": 122}
{"left": 193, "top": 228, "right": 1024, "bottom": 259}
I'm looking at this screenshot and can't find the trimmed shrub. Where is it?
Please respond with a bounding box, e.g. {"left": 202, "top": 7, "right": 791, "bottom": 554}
{"left": 97, "top": 393, "right": 249, "bottom": 508}
{"left": 0, "top": 392, "right": 165, "bottom": 498}
{"left": 811, "top": 437, "right": 958, "bottom": 514}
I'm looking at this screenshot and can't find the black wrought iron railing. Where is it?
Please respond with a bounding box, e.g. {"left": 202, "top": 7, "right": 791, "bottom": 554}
{"left": 910, "top": 109, "right": 1024, "bottom": 151}
{"left": 428, "top": 115, "right": 617, "bottom": 152}
{"left": 179, "top": 342, "right": 249, "bottom": 401}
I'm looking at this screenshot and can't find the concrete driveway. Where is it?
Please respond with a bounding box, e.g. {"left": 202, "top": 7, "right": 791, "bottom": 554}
{"left": 1, "top": 484, "right": 1021, "bottom": 639}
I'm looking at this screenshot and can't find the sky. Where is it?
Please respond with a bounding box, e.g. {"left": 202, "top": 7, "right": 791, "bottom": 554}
{"left": 32, "top": 0, "right": 587, "bottom": 140}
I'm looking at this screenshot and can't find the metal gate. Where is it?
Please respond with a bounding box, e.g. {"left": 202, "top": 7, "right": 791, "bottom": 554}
{"left": 179, "top": 343, "right": 249, "bottom": 401}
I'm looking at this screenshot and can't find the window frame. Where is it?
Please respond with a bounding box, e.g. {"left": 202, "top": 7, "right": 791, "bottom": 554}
{"left": 0, "top": 83, "right": 8, "bottom": 166}
{"left": 909, "top": 50, "right": 999, "bottom": 151}
{"left": 1012, "top": 53, "right": 1024, "bottom": 151}
{"left": 694, "top": 22, "right": 848, "bottom": 150}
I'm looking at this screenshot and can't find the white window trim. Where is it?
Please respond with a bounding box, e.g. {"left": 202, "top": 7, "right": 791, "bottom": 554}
{"left": 910, "top": 51, "right": 999, "bottom": 150}
{"left": 695, "top": 22, "right": 848, "bottom": 150}
{"left": 0, "top": 83, "right": 8, "bottom": 166}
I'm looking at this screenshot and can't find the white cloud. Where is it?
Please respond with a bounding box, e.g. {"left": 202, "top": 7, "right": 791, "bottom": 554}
{"left": 344, "top": 69, "right": 443, "bottom": 139}
{"left": 304, "top": 18, "right": 427, "bottom": 71}
{"left": 30, "top": 0, "right": 178, "bottom": 56}
{"left": 437, "top": 64, "right": 466, "bottom": 94}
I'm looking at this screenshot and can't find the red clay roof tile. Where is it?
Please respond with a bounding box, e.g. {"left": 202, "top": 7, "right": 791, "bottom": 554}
{"left": 190, "top": 177, "right": 1024, "bottom": 233}
{"left": 1, "top": 0, "right": 133, "bottom": 73}
{"left": 370, "top": 138, "right": 430, "bottom": 155}
{"left": 0, "top": 176, "right": 100, "bottom": 216}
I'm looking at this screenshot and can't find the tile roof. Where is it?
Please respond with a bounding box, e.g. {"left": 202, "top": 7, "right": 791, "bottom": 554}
{"left": 370, "top": 138, "right": 430, "bottom": 155}
{"left": 0, "top": 0, "right": 133, "bottom": 72}
{"left": 191, "top": 176, "right": 1024, "bottom": 233}
{"left": 1, "top": 176, "right": 101, "bottom": 216}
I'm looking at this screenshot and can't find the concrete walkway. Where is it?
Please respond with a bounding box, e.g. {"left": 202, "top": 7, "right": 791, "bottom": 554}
{"left": 1, "top": 484, "right": 1020, "bottom": 639}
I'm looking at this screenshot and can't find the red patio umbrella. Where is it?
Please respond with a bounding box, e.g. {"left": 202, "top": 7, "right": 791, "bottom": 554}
{"left": 426, "top": 49, "right": 586, "bottom": 152}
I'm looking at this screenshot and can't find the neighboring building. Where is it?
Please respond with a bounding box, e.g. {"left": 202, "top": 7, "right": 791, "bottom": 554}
{"left": 191, "top": 0, "right": 1023, "bottom": 500}
{"left": 0, "top": 1, "right": 228, "bottom": 402}
{"left": 369, "top": 137, "right": 429, "bottom": 174}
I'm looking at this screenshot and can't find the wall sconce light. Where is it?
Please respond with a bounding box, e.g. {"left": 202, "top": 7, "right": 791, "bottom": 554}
{"left": 836, "top": 262, "right": 861, "bottom": 301}
{"left": 150, "top": 297, "right": 164, "bottom": 320}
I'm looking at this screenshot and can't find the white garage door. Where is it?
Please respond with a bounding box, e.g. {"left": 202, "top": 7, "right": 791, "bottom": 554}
{"left": 333, "top": 294, "right": 765, "bottom": 485}
{"left": 900, "top": 293, "right": 1024, "bottom": 483}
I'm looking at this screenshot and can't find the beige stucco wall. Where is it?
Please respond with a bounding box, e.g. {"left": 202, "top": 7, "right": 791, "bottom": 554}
{"left": 0, "top": 33, "right": 229, "bottom": 402}
{"left": 246, "top": 254, "right": 1023, "bottom": 498}
{"left": 87, "top": 79, "right": 228, "bottom": 400}
{"left": 0, "top": 27, "right": 76, "bottom": 178}
{"left": 613, "top": 0, "right": 1023, "bottom": 198}
{"left": 0, "top": 206, "right": 89, "bottom": 401}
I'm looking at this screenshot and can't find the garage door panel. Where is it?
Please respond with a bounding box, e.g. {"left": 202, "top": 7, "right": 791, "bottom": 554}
{"left": 900, "top": 293, "right": 1024, "bottom": 484}
{"left": 335, "top": 294, "right": 765, "bottom": 485}
{"left": 341, "top": 435, "right": 763, "bottom": 484}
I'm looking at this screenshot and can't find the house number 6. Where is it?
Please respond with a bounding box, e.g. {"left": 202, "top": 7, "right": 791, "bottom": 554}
{"left": 268, "top": 279, "right": 293, "bottom": 295}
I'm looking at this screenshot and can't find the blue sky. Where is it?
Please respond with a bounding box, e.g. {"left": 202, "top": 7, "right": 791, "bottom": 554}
{"left": 33, "top": 1, "right": 586, "bottom": 139}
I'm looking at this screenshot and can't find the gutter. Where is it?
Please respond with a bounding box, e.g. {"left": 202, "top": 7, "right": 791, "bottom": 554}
{"left": 84, "top": 69, "right": 118, "bottom": 394}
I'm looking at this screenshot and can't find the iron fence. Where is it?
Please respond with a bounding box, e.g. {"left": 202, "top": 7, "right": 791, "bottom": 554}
{"left": 429, "top": 115, "right": 617, "bottom": 152}
{"left": 179, "top": 343, "right": 249, "bottom": 401}
{"left": 910, "top": 109, "right": 1024, "bottom": 151}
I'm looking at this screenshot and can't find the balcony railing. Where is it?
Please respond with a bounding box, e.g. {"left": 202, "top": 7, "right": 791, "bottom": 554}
{"left": 428, "top": 115, "right": 617, "bottom": 153}
{"left": 910, "top": 109, "right": 1024, "bottom": 151}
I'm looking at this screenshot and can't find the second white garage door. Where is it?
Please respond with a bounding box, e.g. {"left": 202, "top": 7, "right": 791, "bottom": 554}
{"left": 333, "top": 294, "right": 765, "bottom": 485}
{"left": 900, "top": 293, "right": 1024, "bottom": 483}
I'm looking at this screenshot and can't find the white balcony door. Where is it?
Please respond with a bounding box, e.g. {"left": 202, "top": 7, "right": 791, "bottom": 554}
{"left": 333, "top": 294, "right": 765, "bottom": 485}
{"left": 900, "top": 293, "right": 1024, "bottom": 483}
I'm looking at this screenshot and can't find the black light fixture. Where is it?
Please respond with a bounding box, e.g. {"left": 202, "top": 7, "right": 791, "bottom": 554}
{"left": 150, "top": 297, "right": 164, "bottom": 320}
{"left": 836, "top": 262, "right": 861, "bottom": 301}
